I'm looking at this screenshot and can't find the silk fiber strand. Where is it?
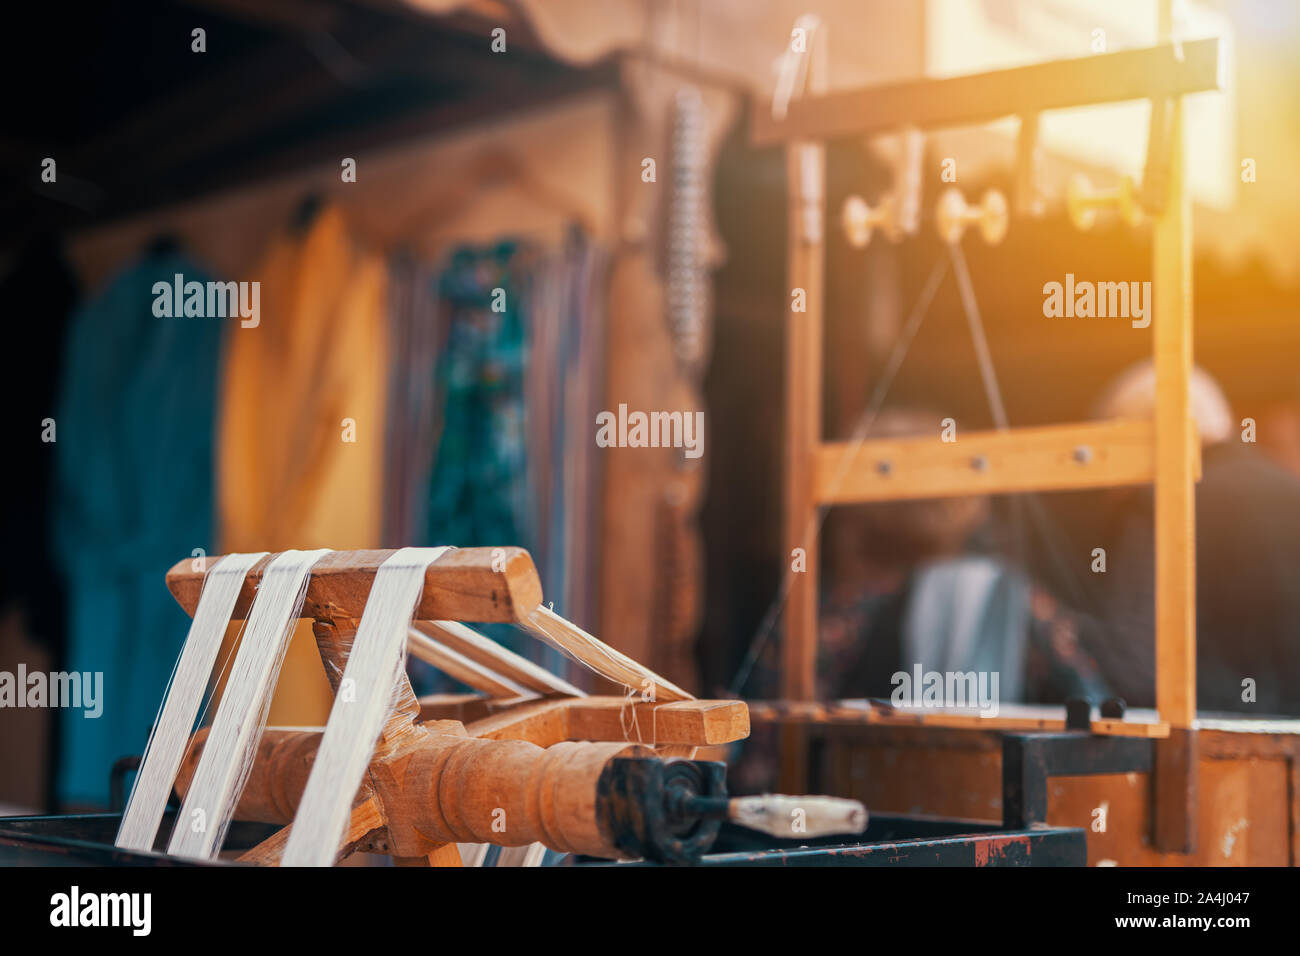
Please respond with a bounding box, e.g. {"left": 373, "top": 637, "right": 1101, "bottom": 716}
{"left": 281, "top": 546, "right": 450, "bottom": 866}
{"left": 116, "top": 551, "right": 267, "bottom": 851}
{"left": 169, "top": 549, "right": 330, "bottom": 859}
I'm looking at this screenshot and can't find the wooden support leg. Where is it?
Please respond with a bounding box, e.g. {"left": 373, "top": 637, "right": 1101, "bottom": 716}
{"left": 426, "top": 843, "right": 464, "bottom": 867}
{"left": 1153, "top": 727, "right": 1198, "bottom": 854}
{"left": 237, "top": 794, "right": 386, "bottom": 867}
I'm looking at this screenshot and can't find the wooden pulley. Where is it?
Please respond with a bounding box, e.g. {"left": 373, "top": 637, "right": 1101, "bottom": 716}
{"left": 934, "top": 187, "right": 1008, "bottom": 245}
{"left": 1066, "top": 173, "right": 1144, "bottom": 230}
{"left": 841, "top": 193, "right": 901, "bottom": 247}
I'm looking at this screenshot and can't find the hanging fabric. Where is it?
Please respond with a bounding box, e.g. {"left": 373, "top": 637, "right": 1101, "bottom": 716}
{"left": 50, "top": 247, "right": 224, "bottom": 806}
{"left": 380, "top": 252, "right": 441, "bottom": 547}
{"left": 376, "top": 235, "right": 597, "bottom": 694}
{"left": 217, "top": 205, "right": 388, "bottom": 726}
{"left": 423, "top": 240, "right": 531, "bottom": 550}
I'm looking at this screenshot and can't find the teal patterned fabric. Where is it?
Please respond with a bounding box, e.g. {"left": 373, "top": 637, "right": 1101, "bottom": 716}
{"left": 424, "top": 242, "right": 531, "bottom": 548}
{"left": 51, "top": 251, "right": 223, "bottom": 807}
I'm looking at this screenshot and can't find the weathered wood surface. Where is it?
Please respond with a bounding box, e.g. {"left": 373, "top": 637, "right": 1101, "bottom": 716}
{"left": 166, "top": 547, "right": 543, "bottom": 624}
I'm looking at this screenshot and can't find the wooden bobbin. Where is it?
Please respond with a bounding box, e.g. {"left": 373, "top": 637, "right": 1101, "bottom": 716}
{"left": 934, "top": 187, "right": 1008, "bottom": 245}
{"left": 1066, "top": 173, "right": 1144, "bottom": 230}
{"left": 841, "top": 194, "right": 901, "bottom": 247}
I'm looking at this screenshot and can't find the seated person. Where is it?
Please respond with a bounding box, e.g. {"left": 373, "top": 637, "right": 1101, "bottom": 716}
{"left": 1074, "top": 361, "right": 1300, "bottom": 715}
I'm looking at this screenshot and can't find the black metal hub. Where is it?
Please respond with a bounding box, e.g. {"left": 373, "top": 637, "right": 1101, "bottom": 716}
{"left": 595, "top": 757, "right": 727, "bottom": 864}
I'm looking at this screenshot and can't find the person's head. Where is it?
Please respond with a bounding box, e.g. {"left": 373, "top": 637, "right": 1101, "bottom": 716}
{"left": 1092, "top": 359, "right": 1233, "bottom": 445}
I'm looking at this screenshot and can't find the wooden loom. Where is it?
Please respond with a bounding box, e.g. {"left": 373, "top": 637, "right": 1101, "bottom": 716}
{"left": 141, "top": 547, "right": 864, "bottom": 866}
{"left": 753, "top": 15, "right": 1300, "bottom": 864}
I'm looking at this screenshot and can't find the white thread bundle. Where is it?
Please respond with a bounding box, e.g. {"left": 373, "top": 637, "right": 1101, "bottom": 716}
{"left": 281, "top": 547, "right": 449, "bottom": 867}
{"left": 116, "top": 552, "right": 268, "bottom": 852}
{"left": 522, "top": 604, "right": 692, "bottom": 701}
{"left": 169, "top": 549, "right": 330, "bottom": 859}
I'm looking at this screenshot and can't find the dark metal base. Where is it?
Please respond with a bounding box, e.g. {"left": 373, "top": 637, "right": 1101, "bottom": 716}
{"left": 0, "top": 812, "right": 279, "bottom": 866}
{"left": 0, "top": 810, "right": 1085, "bottom": 866}
{"left": 579, "top": 814, "right": 1087, "bottom": 866}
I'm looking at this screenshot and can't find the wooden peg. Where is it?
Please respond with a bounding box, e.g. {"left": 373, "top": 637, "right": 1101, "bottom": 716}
{"left": 841, "top": 194, "right": 901, "bottom": 247}
{"left": 727, "top": 793, "right": 868, "bottom": 839}
{"left": 935, "top": 187, "right": 1008, "bottom": 245}
{"left": 1067, "top": 173, "right": 1144, "bottom": 230}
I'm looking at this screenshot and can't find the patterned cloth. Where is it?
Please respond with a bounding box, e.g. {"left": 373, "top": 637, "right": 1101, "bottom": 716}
{"left": 424, "top": 242, "right": 531, "bottom": 549}
{"left": 51, "top": 250, "right": 223, "bottom": 806}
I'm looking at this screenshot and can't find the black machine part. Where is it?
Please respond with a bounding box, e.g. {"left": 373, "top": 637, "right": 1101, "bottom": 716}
{"left": 596, "top": 757, "right": 728, "bottom": 864}
{"left": 595, "top": 757, "right": 870, "bottom": 864}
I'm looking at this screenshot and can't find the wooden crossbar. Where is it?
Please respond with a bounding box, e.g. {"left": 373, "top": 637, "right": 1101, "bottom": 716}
{"left": 752, "top": 39, "right": 1221, "bottom": 145}
{"left": 165, "top": 547, "right": 542, "bottom": 623}
{"left": 814, "top": 420, "right": 1201, "bottom": 504}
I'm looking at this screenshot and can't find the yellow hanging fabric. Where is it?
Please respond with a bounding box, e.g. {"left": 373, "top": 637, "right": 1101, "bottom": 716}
{"left": 216, "top": 206, "right": 388, "bottom": 725}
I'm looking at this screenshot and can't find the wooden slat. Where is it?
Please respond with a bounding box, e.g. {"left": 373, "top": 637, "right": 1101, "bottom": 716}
{"left": 566, "top": 698, "right": 750, "bottom": 746}
{"left": 466, "top": 699, "right": 573, "bottom": 745}
{"left": 777, "top": 36, "right": 829, "bottom": 793}
{"left": 523, "top": 605, "right": 693, "bottom": 701}
{"left": 1152, "top": 102, "right": 1198, "bottom": 732}
{"left": 748, "top": 700, "right": 1169, "bottom": 739}
{"left": 413, "top": 620, "right": 585, "bottom": 698}
{"left": 752, "top": 39, "right": 1221, "bottom": 145}
{"left": 462, "top": 696, "right": 751, "bottom": 747}
{"left": 237, "top": 794, "right": 386, "bottom": 867}
{"left": 166, "top": 547, "right": 543, "bottom": 624}
{"left": 781, "top": 149, "right": 824, "bottom": 704}
{"left": 416, "top": 693, "right": 506, "bottom": 724}
{"left": 406, "top": 627, "right": 536, "bottom": 700}
{"left": 1150, "top": 7, "right": 1199, "bottom": 850}
{"left": 812, "top": 420, "right": 1199, "bottom": 504}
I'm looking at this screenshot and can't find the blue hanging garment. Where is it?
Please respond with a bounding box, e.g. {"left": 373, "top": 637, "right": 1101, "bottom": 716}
{"left": 50, "top": 250, "right": 224, "bottom": 807}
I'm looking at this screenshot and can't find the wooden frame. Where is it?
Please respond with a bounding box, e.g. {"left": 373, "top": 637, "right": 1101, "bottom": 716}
{"left": 761, "top": 31, "right": 1220, "bottom": 851}
{"left": 815, "top": 420, "right": 1198, "bottom": 504}
{"left": 751, "top": 38, "right": 1220, "bottom": 145}
{"left": 162, "top": 548, "right": 751, "bottom": 865}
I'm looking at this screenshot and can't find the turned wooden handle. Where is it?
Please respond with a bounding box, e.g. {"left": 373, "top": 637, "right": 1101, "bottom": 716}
{"left": 728, "top": 794, "right": 868, "bottom": 839}
{"left": 165, "top": 547, "right": 543, "bottom": 624}
{"left": 175, "top": 725, "right": 652, "bottom": 860}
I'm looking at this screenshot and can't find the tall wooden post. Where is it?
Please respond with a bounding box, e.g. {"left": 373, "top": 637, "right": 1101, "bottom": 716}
{"left": 779, "top": 27, "right": 827, "bottom": 787}
{"left": 1151, "top": 0, "right": 1198, "bottom": 853}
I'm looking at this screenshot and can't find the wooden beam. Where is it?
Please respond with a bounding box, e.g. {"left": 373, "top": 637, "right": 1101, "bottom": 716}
{"left": 812, "top": 420, "right": 1199, "bottom": 504}
{"left": 752, "top": 39, "right": 1221, "bottom": 145}
{"left": 406, "top": 627, "right": 536, "bottom": 699}
{"left": 237, "top": 793, "right": 385, "bottom": 866}
{"left": 165, "top": 547, "right": 543, "bottom": 623}
{"left": 747, "top": 700, "right": 1169, "bottom": 739}
{"left": 1152, "top": 96, "right": 1198, "bottom": 734}
{"left": 777, "top": 29, "right": 829, "bottom": 792}
{"left": 781, "top": 152, "right": 826, "bottom": 702}
{"left": 414, "top": 620, "right": 585, "bottom": 698}
{"left": 1150, "top": 0, "right": 1199, "bottom": 851}
{"left": 565, "top": 698, "right": 750, "bottom": 746}
{"left": 466, "top": 699, "right": 574, "bottom": 745}
{"left": 462, "top": 696, "right": 751, "bottom": 746}
{"left": 416, "top": 693, "right": 508, "bottom": 724}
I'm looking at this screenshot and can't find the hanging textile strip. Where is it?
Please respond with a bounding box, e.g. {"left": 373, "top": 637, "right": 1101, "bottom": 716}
{"left": 522, "top": 605, "right": 693, "bottom": 702}
{"left": 52, "top": 248, "right": 226, "bottom": 806}
{"left": 117, "top": 551, "right": 268, "bottom": 851}
{"left": 169, "top": 549, "right": 330, "bottom": 860}
{"left": 281, "top": 547, "right": 450, "bottom": 867}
